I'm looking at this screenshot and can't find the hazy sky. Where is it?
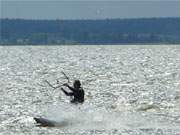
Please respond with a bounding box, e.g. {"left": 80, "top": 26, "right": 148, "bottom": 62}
{"left": 1, "top": 0, "right": 180, "bottom": 19}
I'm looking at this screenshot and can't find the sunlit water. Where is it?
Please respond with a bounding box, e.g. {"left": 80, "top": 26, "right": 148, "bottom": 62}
{"left": 1, "top": 45, "right": 180, "bottom": 134}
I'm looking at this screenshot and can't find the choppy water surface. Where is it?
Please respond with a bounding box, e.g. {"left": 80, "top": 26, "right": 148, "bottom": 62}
{"left": 1, "top": 45, "right": 180, "bottom": 135}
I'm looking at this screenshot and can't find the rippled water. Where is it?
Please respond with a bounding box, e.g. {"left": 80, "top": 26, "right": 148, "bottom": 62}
{"left": 1, "top": 45, "right": 180, "bottom": 135}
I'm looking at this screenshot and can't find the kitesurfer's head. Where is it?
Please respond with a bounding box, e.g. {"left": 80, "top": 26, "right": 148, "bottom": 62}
{"left": 73, "top": 80, "right": 81, "bottom": 89}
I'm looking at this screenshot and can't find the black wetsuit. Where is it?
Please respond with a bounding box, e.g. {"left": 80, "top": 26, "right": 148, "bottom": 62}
{"left": 61, "top": 86, "right": 84, "bottom": 104}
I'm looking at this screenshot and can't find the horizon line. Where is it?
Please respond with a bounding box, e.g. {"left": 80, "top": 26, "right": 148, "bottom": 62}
{"left": 1, "top": 16, "right": 180, "bottom": 21}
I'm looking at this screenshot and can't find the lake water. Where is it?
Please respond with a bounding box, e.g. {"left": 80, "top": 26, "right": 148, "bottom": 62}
{"left": 1, "top": 45, "right": 180, "bottom": 135}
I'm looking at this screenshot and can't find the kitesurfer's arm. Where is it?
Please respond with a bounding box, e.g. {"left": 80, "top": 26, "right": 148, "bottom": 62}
{"left": 63, "top": 84, "right": 75, "bottom": 92}
{"left": 61, "top": 88, "right": 74, "bottom": 96}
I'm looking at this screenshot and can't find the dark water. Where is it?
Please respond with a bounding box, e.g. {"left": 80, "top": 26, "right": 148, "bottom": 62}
{"left": 1, "top": 45, "right": 180, "bottom": 135}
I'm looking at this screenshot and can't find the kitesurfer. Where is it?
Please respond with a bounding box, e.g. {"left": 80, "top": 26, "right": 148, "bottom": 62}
{"left": 61, "top": 80, "right": 84, "bottom": 104}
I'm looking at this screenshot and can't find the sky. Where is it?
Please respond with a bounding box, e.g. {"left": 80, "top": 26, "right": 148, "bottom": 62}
{"left": 1, "top": 0, "right": 180, "bottom": 20}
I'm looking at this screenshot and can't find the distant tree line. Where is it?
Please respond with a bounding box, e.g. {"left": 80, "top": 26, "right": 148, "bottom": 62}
{"left": 1, "top": 18, "right": 180, "bottom": 45}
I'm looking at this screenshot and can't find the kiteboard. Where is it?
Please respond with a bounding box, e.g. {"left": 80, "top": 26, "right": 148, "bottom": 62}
{"left": 34, "top": 117, "right": 68, "bottom": 127}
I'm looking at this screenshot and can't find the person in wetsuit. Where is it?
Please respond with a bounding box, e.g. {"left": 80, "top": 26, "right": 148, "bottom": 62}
{"left": 61, "top": 80, "right": 84, "bottom": 104}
